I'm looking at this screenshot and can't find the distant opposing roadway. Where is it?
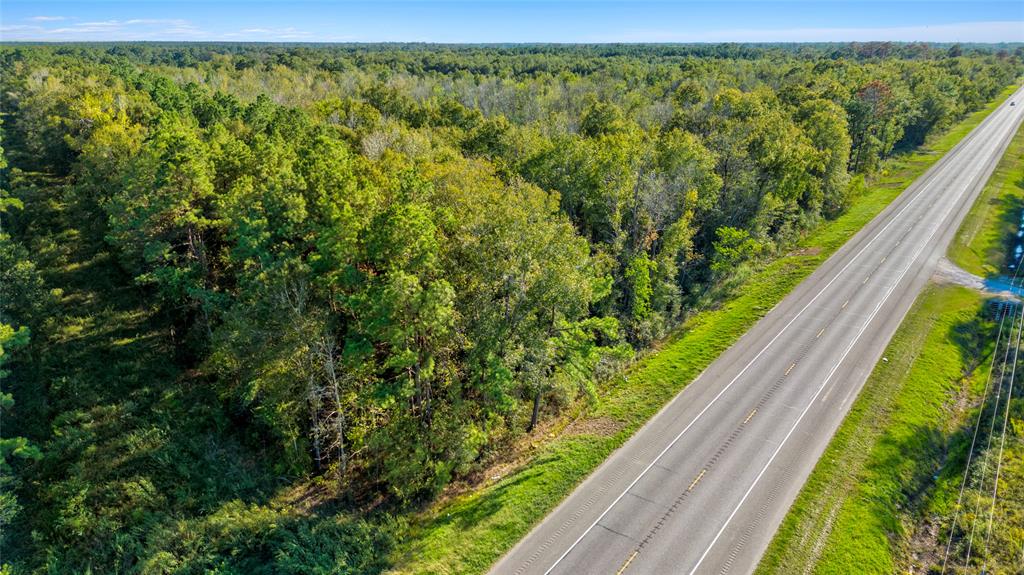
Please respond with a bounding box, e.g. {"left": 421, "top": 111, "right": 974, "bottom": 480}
{"left": 490, "top": 86, "right": 1024, "bottom": 575}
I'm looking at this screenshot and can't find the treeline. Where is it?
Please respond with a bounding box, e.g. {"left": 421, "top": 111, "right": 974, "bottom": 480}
{"left": 19, "top": 41, "right": 1021, "bottom": 73}
{"left": 1, "top": 43, "right": 1020, "bottom": 571}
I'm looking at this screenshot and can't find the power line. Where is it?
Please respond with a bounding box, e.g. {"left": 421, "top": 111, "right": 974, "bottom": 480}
{"left": 940, "top": 296, "right": 1013, "bottom": 574}
{"left": 941, "top": 245, "right": 1024, "bottom": 574}
{"left": 964, "top": 301, "right": 1022, "bottom": 569}
{"left": 981, "top": 286, "right": 1024, "bottom": 572}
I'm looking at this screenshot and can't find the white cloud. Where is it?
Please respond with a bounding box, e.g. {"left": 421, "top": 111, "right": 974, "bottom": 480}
{"left": 9, "top": 17, "right": 206, "bottom": 41}
{"left": 1, "top": 25, "right": 44, "bottom": 33}
{"left": 73, "top": 19, "right": 187, "bottom": 28}
{"left": 233, "top": 26, "right": 313, "bottom": 40}
{"left": 74, "top": 21, "right": 123, "bottom": 29}
{"left": 599, "top": 21, "right": 1024, "bottom": 43}
{"left": 0, "top": 15, "right": 317, "bottom": 41}
{"left": 28, "top": 16, "right": 69, "bottom": 22}
{"left": 124, "top": 19, "right": 190, "bottom": 26}
{"left": 46, "top": 27, "right": 103, "bottom": 34}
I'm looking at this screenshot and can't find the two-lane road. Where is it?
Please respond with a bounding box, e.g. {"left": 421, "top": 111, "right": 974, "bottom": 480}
{"left": 491, "top": 86, "right": 1024, "bottom": 575}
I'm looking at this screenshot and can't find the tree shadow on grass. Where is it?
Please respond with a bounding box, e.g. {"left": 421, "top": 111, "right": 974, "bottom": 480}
{"left": 394, "top": 462, "right": 549, "bottom": 571}
{"left": 856, "top": 298, "right": 1016, "bottom": 573}
{"left": 9, "top": 184, "right": 293, "bottom": 572}
{"left": 436, "top": 466, "right": 538, "bottom": 530}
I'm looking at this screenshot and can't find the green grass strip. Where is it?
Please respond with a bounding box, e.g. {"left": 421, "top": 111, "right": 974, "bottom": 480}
{"left": 387, "top": 85, "right": 1019, "bottom": 575}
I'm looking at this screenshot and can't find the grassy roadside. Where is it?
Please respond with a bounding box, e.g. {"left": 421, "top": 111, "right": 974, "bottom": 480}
{"left": 756, "top": 107, "right": 1024, "bottom": 574}
{"left": 386, "top": 86, "right": 1020, "bottom": 575}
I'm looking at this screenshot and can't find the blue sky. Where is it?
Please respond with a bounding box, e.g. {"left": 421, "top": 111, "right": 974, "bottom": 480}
{"left": 2, "top": 1, "right": 1022, "bottom": 43}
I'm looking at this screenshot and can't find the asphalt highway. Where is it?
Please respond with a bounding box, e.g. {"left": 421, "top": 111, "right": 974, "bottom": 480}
{"left": 490, "top": 86, "right": 1024, "bottom": 575}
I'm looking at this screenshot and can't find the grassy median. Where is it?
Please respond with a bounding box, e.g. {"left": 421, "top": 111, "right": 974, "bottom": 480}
{"left": 757, "top": 101, "right": 1024, "bottom": 574}
{"left": 948, "top": 114, "right": 1024, "bottom": 276}
{"left": 387, "top": 86, "right": 1020, "bottom": 575}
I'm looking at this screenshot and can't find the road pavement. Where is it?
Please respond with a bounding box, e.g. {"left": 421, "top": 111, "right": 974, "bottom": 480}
{"left": 490, "top": 86, "right": 1024, "bottom": 575}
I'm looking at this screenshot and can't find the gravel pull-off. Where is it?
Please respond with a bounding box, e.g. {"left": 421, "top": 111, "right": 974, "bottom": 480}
{"left": 933, "top": 257, "right": 1021, "bottom": 300}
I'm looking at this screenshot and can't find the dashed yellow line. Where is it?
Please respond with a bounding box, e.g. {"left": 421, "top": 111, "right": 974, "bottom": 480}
{"left": 816, "top": 328, "right": 825, "bottom": 339}
{"left": 785, "top": 362, "right": 796, "bottom": 376}
{"left": 842, "top": 300, "right": 849, "bottom": 310}
{"left": 880, "top": 256, "right": 886, "bottom": 263}
{"left": 862, "top": 275, "right": 870, "bottom": 284}
{"left": 743, "top": 409, "right": 757, "bottom": 424}
{"left": 688, "top": 469, "right": 707, "bottom": 492}
{"left": 616, "top": 550, "right": 639, "bottom": 575}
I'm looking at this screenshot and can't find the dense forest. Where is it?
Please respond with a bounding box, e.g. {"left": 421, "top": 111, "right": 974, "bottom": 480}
{"left": 1, "top": 42, "right": 1021, "bottom": 572}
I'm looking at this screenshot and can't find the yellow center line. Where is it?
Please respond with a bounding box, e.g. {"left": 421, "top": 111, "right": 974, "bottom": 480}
{"left": 743, "top": 409, "right": 757, "bottom": 424}
{"left": 616, "top": 550, "right": 639, "bottom": 575}
{"left": 881, "top": 256, "right": 886, "bottom": 263}
{"left": 688, "top": 469, "right": 707, "bottom": 492}
{"left": 816, "top": 328, "right": 825, "bottom": 338}
{"left": 785, "top": 362, "right": 796, "bottom": 376}
{"left": 842, "top": 300, "right": 849, "bottom": 309}
{"left": 862, "top": 275, "right": 870, "bottom": 284}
